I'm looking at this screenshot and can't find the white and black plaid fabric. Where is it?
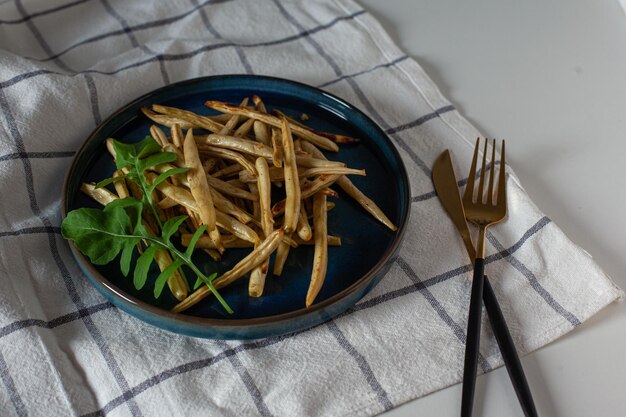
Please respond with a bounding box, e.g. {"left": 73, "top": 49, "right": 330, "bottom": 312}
{"left": 0, "top": 1, "right": 622, "bottom": 416}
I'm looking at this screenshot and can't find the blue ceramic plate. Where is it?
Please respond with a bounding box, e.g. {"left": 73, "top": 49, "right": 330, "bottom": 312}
{"left": 63, "top": 75, "right": 410, "bottom": 339}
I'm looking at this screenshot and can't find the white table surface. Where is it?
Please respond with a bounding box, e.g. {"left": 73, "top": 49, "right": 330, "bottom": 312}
{"left": 356, "top": 0, "right": 626, "bottom": 416}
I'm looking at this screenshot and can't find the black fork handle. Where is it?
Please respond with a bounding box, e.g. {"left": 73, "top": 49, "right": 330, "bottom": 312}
{"left": 461, "top": 257, "right": 485, "bottom": 417}
{"left": 483, "top": 276, "right": 538, "bottom": 417}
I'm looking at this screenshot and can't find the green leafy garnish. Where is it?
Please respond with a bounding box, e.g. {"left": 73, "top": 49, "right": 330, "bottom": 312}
{"left": 62, "top": 137, "right": 232, "bottom": 313}
{"left": 111, "top": 137, "right": 186, "bottom": 228}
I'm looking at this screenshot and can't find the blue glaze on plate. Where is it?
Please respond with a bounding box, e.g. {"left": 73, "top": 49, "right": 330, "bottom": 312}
{"left": 63, "top": 75, "right": 410, "bottom": 339}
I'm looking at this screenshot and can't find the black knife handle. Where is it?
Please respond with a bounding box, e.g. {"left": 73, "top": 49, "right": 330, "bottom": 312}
{"left": 483, "top": 276, "right": 539, "bottom": 417}
{"left": 461, "top": 257, "right": 485, "bottom": 417}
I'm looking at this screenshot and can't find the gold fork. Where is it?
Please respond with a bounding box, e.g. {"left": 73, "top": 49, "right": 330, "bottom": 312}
{"left": 461, "top": 138, "right": 507, "bottom": 417}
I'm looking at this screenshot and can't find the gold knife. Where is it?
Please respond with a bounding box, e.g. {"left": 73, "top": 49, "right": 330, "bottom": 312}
{"left": 432, "top": 150, "right": 538, "bottom": 417}
{"left": 432, "top": 150, "right": 476, "bottom": 259}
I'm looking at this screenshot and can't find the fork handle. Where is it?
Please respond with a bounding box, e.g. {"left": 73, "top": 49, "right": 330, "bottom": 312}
{"left": 461, "top": 257, "right": 485, "bottom": 417}
{"left": 483, "top": 277, "right": 539, "bottom": 417}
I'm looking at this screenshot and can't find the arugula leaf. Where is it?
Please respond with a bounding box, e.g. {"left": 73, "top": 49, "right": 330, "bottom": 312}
{"left": 114, "top": 137, "right": 160, "bottom": 168}
{"left": 95, "top": 175, "right": 126, "bottom": 189}
{"left": 134, "top": 244, "right": 158, "bottom": 290}
{"left": 138, "top": 152, "right": 177, "bottom": 173}
{"left": 120, "top": 239, "right": 140, "bottom": 277}
{"left": 184, "top": 225, "right": 207, "bottom": 258}
{"left": 161, "top": 216, "right": 188, "bottom": 244}
{"left": 109, "top": 137, "right": 180, "bottom": 229}
{"left": 136, "top": 136, "right": 162, "bottom": 158}
{"left": 192, "top": 271, "right": 217, "bottom": 291}
{"left": 188, "top": 225, "right": 211, "bottom": 291}
{"left": 62, "top": 206, "right": 131, "bottom": 265}
{"left": 63, "top": 205, "right": 231, "bottom": 308}
{"left": 147, "top": 167, "right": 189, "bottom": 195}
{"left": 154, "top": 259, "right": 184, "bottom": 298}
{"left": 112, "top": 140, "right": 138, "bottom": 171}
{"left": 104, "top": 197, "right": 143, "bottom": 230}
{"left": 63, "top": 137, "right": 232, "bottom": 313}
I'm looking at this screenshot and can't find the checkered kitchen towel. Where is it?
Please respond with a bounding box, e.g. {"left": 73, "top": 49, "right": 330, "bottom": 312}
{"left": 0, "top": 1, "right": 622, "bottom": 416}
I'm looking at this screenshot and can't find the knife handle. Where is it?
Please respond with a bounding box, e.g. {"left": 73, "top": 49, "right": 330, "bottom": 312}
{"left": 461, "top": 258, "right": 485, "bottom": 417}
{"left": 483, "top": 276, "right": 539, "bottom": 417}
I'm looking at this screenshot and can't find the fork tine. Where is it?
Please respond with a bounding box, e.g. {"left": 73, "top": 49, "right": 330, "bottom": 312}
{"left": 487, "top": 139, "right": 496, "bottom": 205}
{"left": 497, "top": 140, "right": 506, "bottom": 206}
{"left": 463, "top": 138, "right": 480, "bottom": 202}
{"left": 476, "top": 138, "right": 488, "bottom": 203}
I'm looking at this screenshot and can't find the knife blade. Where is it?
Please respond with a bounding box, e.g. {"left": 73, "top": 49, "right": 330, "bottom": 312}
{"left": 432, "top": 150, "right": 476, "bottom": 260}
{"left": 432, "top": 150, "right": 538, "bottom": 417}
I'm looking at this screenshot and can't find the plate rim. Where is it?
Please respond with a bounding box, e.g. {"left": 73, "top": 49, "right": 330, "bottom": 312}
{"left": 62, "top": 74, "right": 411, "bottom": 331}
